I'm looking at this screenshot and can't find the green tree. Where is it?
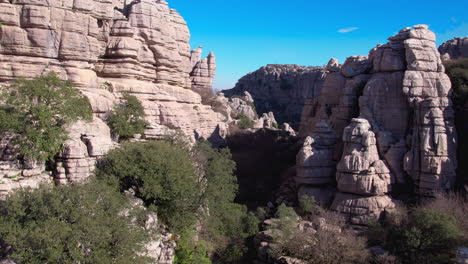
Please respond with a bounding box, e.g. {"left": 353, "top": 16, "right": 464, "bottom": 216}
{"left": 107, "top": 93, "right": 146, "bottom": 139}
{"left": 0, "top": 180, "right": 151, "bottom": 264}
{"left": 237, "top": 114, "right": 253, "bottom": 129}
{"left": 0, "top": 72, "right": 92, "bottom": 162}
{"left": 444, "top": 58, "right": 468, "bottom": 109}
{"left": 97, "top": 141, "right": 201, "bottom": 232}
{"left": 386, "top": 209, "right": 461, "bottom": 264}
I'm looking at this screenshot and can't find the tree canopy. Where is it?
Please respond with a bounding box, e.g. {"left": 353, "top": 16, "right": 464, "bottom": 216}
{"left": 0, "top": 72, "right": 92, "bottom": 162}
{"left": 0, "top": 181, "right": 152, "bottom": 264}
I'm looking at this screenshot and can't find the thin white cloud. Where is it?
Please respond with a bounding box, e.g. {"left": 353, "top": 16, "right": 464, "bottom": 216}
{"left": 338, "top": 27, "right": 359, "bottom": 33}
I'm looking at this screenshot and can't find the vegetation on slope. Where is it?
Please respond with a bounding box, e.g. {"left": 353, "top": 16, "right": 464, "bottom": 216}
{"left": 0, "top": 72, "right": 92, "bottom": 162}
{"left": 107, "top": 93, "right": 146, "bottom": 140}
{"left": 0, "top": 181, "right": 152, "bottom": 264}
{"left": 97, "top": 139, "right": 260, "bottom": 264}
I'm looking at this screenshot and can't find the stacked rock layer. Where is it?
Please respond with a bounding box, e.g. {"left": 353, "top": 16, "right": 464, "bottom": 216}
{"left": 297, "top": 25, "right": 457, "bottom": 224}
{"left": 0, "top": 0, "right": 223, "bottom": 197}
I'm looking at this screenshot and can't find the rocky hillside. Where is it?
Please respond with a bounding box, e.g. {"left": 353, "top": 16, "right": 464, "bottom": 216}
{"left": 439, "top": 37, "right": 468, "bottom": 60}
{"left": 0, "top": 0, "right": 228, "bottom": 191}
{"left": 224, "top": 64, "right": 327, "bottom": 129}
{"left": 0, "top": 0, "right": 221, "bottom": 140}
{"left": 296, "top": 24, "right": 458, "bottom": 224}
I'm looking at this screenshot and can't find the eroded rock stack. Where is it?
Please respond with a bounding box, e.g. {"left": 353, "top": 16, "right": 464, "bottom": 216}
{"left": 224, "top": 64, "right": 327, "bottom": 129}
{"left": 330, "top": 118, "right": 396, "bottom": 224}
{"left": 297, "top": 25, "right": 458, "bottom": 223}
{"left": 190, "top": 48, "right": 217, "bottom": 99}
{"left": 295, "top": 121, "right": 338, "bottom": 205}
{"left": 439, "top": 37, "right": 468, "bottom": 60}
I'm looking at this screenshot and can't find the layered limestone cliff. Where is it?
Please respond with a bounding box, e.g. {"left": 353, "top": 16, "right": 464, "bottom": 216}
{"left": 439, "top": 37, "right": 468, "bottom": 60}
{"left": 297, "top": 25, "right": 458, "bottom": 224}
{"left": 0, "top": 0, "right": 226, "bottom": 192}
{"left": 224, "top": 64, "right": 327, "bottom": 129}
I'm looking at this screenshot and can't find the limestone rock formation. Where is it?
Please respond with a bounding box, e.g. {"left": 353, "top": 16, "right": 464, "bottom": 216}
{"left": 224, "top": 64, "right": 327, "bottom": 129}
{"left": 0, "top": 0, "right": 223, "bottom": 140}
{"left": 439, "top": 37, "right": 468, "bottom": 60}
{"left": 55, "top": 118, "right": 115, "bottom": 184}
{"left": 297, "top": 25, "right": 457, "bottom": 223}
{"left": 330, "top": 118, "right": 396, "bottom": 224}
{"left": 0, "top": 0, "right": 225, "bottom": 203}
{"left": 190, "top": 47, "right": 216, "bottom": 99}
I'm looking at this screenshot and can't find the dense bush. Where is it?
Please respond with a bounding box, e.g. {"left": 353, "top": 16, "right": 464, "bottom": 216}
{"left": 370, "top": 207, "right": 462, "bottom": 264}
{"left": 421, "top": 192, "right": 468, "bottom": 241}
{"left": 0, "top": 181, "right": 151, "bottom": 264}
{"left": 97, "top": 140, "right": 200, "bottom": 232}
{"left": 0, "top": 72, "right": 92, "bottom": 161}
{"left": 298, "top": 194, "right": 317, "bottom": 216}
{"left": 444, "top": 58, "right": 468, "bottom": 109}
{"left": 107, "top": 93, "right": 146, "bottom": 139}
{"left": 97, "top": 139, "right": 259, "bottom": 264}
{"left": 237, "top": 114, "right": 253, "bottom": 129}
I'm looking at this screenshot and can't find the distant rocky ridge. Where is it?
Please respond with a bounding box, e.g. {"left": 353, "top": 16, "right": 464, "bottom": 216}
{"left": 439, "top": 37, "right": 468, "bottom": 60}
{"left": 224, "top": 64, "right": 327, "bottom": 129}
{"left": 296, "top": 24, "right": 457, "bottom": 225}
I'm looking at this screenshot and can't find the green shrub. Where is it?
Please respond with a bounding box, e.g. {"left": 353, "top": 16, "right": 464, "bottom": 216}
{"left": 298, "top": 194, "right": 317, "bottom": 215}
{"left": 0, "top": 72, "right": 92, "bottom": 162}
{"left": 445, "top": 58, "right": 468, "bottom": 109}
{"left": 386, "top": 209, "right": 461, "bottom": 264}
{"left": 192, "top": 141, "right": 259, "bottom": 263}
{"left": 237, "top": 114, "right": 253, "bottom": 129}
{"left": 107, "top": 93, "right": 146, "bottom": 139}
{"left": 174, "top": 230, "right": 212, "bottom": 264}
{"left": 0, "top": 180, "right": 151, "bottom": 264}
{"left": 97, "top": 140, "right": 200, "bottom": 232}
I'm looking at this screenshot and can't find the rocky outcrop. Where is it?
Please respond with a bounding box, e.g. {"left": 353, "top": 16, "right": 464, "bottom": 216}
{"left": 299, "top": 57, "right": 371, "bottom": 137}
{"left": 190, "top": 47, "right": 216, "bottom": 99}
{"left": 330, "top": 118, "right": 396, "bottom": 224}
{"left": 0, "top": 0, "right": 223, "bottom": 140}
{"left": 224, "top": 64, "right": 327, "bottom": 129}
{"left": 297, "top": 25, "right": 458, "bottom": 223}
{"left": 439, "top": 37, "right": 468, "bottom": 60}
{"left": 0, "top": 0, "right": 225, "bottom": 197}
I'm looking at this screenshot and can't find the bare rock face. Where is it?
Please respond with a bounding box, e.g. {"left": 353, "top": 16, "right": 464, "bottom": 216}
{"left": 296, "top": 122, "right": 338, "bottom": 186}
{"left": 439, "top": 37, "right": 468, "bottom": 60}
{"left": 55, "top": 117, "right": 115, "bottom": 184}
{"left": 190, "top": 48, "right": 216, "bottom": 99}
{"left": 0, "top": 0, "right": 223, "bottom": 141}
{"left": 297, "top": 25, "right": 457, "bottom": 223}
{"left": 299, "top": 58, "right": 371, "bottom": 138}
{"left": 224, "top": 64, "right": 327, "bottom": 129}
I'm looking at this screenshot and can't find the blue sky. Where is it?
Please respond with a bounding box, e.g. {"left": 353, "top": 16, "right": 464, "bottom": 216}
{"left": 170, "top": 0, "right": 468, "bottom": 90}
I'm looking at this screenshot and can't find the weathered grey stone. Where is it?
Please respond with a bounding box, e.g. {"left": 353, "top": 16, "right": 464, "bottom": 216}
{"left": 439, "top": 37, "right": 468, "bottom": 60}
{"left": 224, "top": 64, "right": 327, "bottom": 129}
